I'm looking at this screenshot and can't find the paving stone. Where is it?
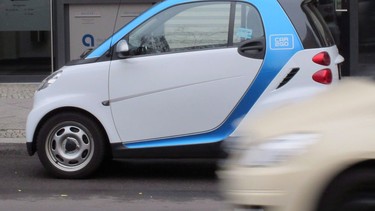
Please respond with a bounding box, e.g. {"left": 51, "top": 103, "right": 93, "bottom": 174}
{"left": 0, "top": 84, "right": 37, "bottom": 143}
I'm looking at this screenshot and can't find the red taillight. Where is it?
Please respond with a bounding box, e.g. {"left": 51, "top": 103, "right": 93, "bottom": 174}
{"left": 313, "top": 52, "right": 331, "bottom": 66}
{"left": 313, "top": 69, "right": 332, "bottom": 85}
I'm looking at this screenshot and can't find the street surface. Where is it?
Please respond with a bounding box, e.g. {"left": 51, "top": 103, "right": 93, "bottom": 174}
{"left": 0, "top": 144, "right": 226, "bottom": 211}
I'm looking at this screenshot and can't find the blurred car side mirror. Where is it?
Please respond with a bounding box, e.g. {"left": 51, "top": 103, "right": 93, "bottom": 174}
{"left": 116, "top": 39, "right": 130, "bottom": 58}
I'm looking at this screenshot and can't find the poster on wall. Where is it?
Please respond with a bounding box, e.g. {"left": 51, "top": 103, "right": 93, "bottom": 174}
{"left": 69, "top": 4, "right": 151, "bottom": 60}
{"left": 0, "top": 0, "right": 50, "bottom": 31}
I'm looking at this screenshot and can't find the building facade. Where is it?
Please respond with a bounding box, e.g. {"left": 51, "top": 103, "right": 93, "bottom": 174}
{"left": 0, "top": 0, "right": 373, "bottom": 82}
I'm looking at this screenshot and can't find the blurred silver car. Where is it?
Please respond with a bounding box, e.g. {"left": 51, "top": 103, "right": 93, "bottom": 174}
{"left": 219, "top": 79, "right": 375, "bottom": 211}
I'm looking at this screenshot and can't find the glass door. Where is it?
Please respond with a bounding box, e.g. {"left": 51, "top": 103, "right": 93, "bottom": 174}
{"left": 358, "top": 0, "right": 375, "bottom": 76}
{"left": 318, "top": 0, "right": 350, "bottom": 76}
{"left": 0, "top": 0, "right": 52, "bottom": 81}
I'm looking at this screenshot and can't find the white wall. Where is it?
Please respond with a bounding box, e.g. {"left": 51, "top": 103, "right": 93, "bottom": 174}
{"left": 69, "top": 4, "right": 152, "bottom": 60}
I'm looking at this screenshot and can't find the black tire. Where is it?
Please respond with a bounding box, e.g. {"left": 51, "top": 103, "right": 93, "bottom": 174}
{"left": 317, "top": 168, "right": 375, "bottom": 211}
{"left": 36, "top": 112, "right": 107, "bottom": 179}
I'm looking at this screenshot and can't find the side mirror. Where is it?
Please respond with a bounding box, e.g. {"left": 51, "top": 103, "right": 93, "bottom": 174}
{"left": 80, "top": 48, "right": 93, "bottom": 59}
{"left": 116, "top": 40, "right": 130, "bottom": 58}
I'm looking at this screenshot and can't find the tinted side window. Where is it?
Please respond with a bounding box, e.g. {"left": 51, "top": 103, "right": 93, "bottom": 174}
{"left": 277, "top": 0, "right": 335, "bottom": 48}
{"left": 303, "top": 2, "right": 335, "bottom": 47}
{"left": 233, "top": 3, "right": 264, "bottom": 44}
{"left": 164, "top": 3, "right": 230, "bottom": 50}
{"left": 124, "top": 2, "right": 263, "bottom": 57}
{"left": 127, "top": 2, "right": 231, "bottom": 56}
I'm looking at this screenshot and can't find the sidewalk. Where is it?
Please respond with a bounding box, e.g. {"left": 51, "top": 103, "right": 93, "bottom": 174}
{"left": 0, "top": 84, "right": 38, "bottom": 144}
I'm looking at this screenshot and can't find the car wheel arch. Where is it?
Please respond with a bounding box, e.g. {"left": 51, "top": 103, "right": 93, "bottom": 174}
{"left": 31, "top": 107, "right": 111, "bottom": 157}
{"left": 314, "top": 160, "right": 375, "bottom": 211}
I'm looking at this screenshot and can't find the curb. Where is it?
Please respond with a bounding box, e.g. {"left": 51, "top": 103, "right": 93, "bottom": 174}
{"left": 0, "top": 138, "right": 26, "bottom": 144}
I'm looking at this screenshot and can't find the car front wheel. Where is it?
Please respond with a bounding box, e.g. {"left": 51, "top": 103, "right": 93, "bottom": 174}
{"left": 36, "top": 112, "right": 107, "bottom": 179}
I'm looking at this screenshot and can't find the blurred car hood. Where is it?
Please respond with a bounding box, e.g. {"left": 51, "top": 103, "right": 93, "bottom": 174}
{"left": 238, "top": 78, "right": 375, "bottom": 145}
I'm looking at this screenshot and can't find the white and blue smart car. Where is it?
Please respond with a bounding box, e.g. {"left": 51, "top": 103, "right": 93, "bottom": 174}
{"left": 26, "top": 0, "right": 343, "bottom": 178}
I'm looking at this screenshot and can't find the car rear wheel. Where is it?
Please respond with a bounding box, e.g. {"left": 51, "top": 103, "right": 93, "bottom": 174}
{"left": 317, "top": 168, "right": 375, "bottom": 211}
{"left": 36, "top": 112, "right": 107, "bottom": 179}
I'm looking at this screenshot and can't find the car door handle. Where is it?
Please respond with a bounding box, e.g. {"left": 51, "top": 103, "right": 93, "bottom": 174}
{"left": 237, "top": 37, "right": 265, "bottom": 59}
{"left": 239, "top": 44, "right": 263, "bottom": 52}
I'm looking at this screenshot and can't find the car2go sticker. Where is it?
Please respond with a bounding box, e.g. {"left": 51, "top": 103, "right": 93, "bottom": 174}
{"left": 270, "top": 34, "right": 295, "bottom": 50}
{"left": 26, "top": 0, "right": 342, "bottom": 178}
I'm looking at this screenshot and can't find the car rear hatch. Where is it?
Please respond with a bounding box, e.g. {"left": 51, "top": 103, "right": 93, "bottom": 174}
{"left": 277, "top": 0, "right": 343, "bottom": 79}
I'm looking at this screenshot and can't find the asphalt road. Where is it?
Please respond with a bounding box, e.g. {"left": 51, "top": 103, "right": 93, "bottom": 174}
{"left": 0, "top": 144, "right": 227, "bottom": 211}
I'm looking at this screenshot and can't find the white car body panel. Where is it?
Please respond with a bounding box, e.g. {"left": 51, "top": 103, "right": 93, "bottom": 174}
{"left": 26, "top": 46, "right": 342, "bottom": 148}
{"left": 109, "top": 48, "right": 263, "bottom": 142}
{"left": 26, "top": 62, "right": 122, "bottom": 144}
{"left": 232, "top": 45, "right": 342, "bottom": 137}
